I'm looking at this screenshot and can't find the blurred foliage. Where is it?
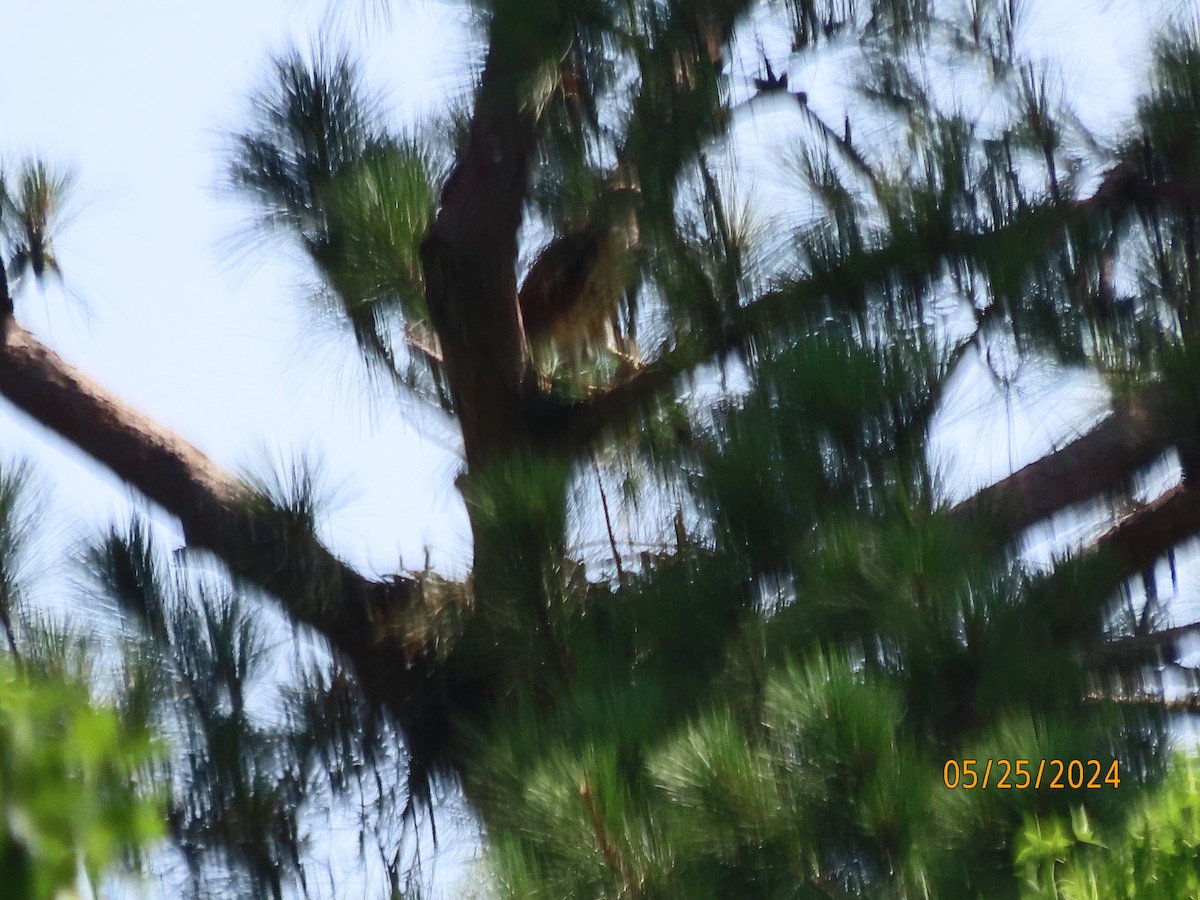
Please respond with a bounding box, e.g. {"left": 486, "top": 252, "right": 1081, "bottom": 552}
{"left": 0, "top": 160, "right": 72, "bottom": 289}
{"left": 0, "top": 661, "right": 163, "bottom": 900}
{"left": 228, "top": 48, "right": 442, "bottom": 392}
{"left": 1017, "top": 753, "right": 1200, "bottom": 900}
{"left": 0, "top": 662, "right": 164, "bottom": 900}
{"left": 0, "top": 465, "right": 164, "bottom": 898}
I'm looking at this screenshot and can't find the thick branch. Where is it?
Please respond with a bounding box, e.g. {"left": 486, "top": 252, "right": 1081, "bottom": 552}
{"left": 1098, "top": 620, "right": 1200, "bottom": 666}
{"left": 950, "top": 382, "right": 1179, "bottom": 536}
{"left": 1044, "top": 483, "right": 1200, "bottom": 667}
{"left": 548, "top": 346, "right": 701, "bottom": 447}
{"left": 0, "top": 315, "right": 421, "bottom": 703}
{"left": 1090, "top": 483, "right": 1200, "bottom": 583}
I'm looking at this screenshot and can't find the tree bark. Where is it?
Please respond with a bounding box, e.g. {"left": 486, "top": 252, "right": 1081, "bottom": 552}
{"left": 418, "top": 16, "right": 550, "bottom": 473}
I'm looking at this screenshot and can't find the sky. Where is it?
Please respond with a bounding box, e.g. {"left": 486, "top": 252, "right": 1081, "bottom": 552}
{"left": 0, "top": 0, "right": 1191, "bottom": 895}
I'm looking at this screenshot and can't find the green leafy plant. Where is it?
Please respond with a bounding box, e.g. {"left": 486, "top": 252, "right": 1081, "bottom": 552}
{"left": 0, "top": 661, "right": 163, "bottom": 899}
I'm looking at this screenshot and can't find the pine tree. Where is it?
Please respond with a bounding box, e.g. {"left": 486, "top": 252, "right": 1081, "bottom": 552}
{"left": 2, "top": 0, "right": 1200, "bottom": 896}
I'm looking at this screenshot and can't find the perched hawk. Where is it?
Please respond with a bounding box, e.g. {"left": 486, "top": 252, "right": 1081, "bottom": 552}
{"left": 518, "top": 200, "right": 640, "bottom": 377}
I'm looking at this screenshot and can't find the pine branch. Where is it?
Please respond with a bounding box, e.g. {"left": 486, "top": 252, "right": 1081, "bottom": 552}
{"left": 1085, "top": 690, "right": 1200, "bottom": 713}
{"left": 949, "top": 381, "right": 1179, "bottom": 537}
{"left": 0, "top": 315, "right": 427, "bottom": 713}
{"left": 1098, "top": 620, "right": 1200, "bottom": 666}
{"left": 1088, "top": 482, "right": 1200, "bottom": 590}
{"left": 1029, "top": 483, "right": 1200, "bottom": 670}
{"left": 547, "top": 347, "right": 698, "bottom": 446}
{"left": 579, "top": 778, "right": 642, "bottom": 896}
{"left": 616, "top": 1, "right": 746, "bottom": 228}
{"left": 552, "top": 166, "right": 1200, "bottom": 466}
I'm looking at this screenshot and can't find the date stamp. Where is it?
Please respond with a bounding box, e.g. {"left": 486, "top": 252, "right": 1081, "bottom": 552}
{"left": 942, "top": 759, "right": 1120, "bottom": 790}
